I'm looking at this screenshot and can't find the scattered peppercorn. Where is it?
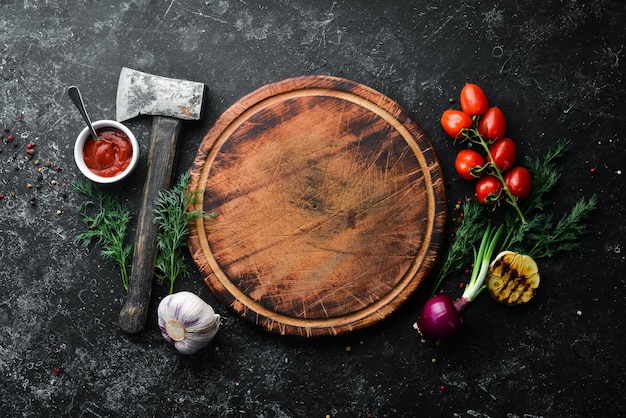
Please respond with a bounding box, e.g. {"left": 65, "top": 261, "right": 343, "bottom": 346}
{"left": 590, "top": 167, "right": 596, "bottom": 174}
{"left": 0, "top": 193, "right": 4, "bottom": 199}
{"left": 7, "top": 135, "right": 14, "bottom": 142}
{"left": 44, "top": 160, "right": 52, "bottom": 168}
{"left": 439, "top": 385, "right": 446, "bottom": 392}
{"left": 55, "top": 165, "right": 62, "bottom": 172}
{"left": 53, "top": 367, "right": 61, "bottom": 376}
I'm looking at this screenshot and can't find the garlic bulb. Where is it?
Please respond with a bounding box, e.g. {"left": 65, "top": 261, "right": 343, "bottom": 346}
{"left": 157, "top": 291, "right": 221, "bottom": 354}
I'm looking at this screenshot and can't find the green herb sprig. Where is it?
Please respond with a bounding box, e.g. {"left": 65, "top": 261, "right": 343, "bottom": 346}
{"left": 501, "top": 140, "right": 598, "bottom": 258}
{"left": 74, "top": 181, "right": 133, "bottom": 292}
{"left": 430, "top": 198, "right": 486, "bottom": 297}
{"left": 154, "top": 172, "right": 216, "bottom": 294}
{"left": 505, "top": 195, "right": 597, "bottom": 259}
{"left": 521, "top": 140, "right": 569, "bottom": 213}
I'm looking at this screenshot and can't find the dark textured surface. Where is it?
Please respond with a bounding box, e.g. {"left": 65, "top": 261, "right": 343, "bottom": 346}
{"left": 0, "top": 1, "right": 624, "bottom": 417}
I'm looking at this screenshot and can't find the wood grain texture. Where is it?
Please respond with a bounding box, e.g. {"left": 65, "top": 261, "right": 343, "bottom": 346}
{"left": 119, "top": 116, "right": 182, "bottom": 333}
{"left": 188, "top": 75, "right": 446, "bottom": 337}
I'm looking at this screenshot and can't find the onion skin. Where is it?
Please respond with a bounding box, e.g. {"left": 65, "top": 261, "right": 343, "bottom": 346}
{"left": 414, "top": 294, "right": 465, "bottom": 339}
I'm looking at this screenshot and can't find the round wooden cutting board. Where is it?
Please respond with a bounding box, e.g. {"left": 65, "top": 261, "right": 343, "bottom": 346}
{"left": 187, "top": 75, "right": 446, "bottom": 337}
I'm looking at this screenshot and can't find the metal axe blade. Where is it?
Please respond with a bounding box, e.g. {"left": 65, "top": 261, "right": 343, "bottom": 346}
{"left": 116, "top": 67, "right": 205, "bottom": 122}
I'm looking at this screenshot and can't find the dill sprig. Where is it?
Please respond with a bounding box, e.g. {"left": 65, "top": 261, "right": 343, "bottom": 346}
{"left": 506, "top": 195, "right": 597, "bottom": 259}
{"left": 501, "top": 140, "right": 597, "bottom": 258}
{"left": 430, "top": 198, "right": 487, "bottom": 297}
{"left": 154, "top": 172, "right": 216, "bottom": 294}
{"left": 522, "top": 140, "right": 569, "bottom": 214}
{"left": 73, "top": 181, "right": 133, "bottom": 292}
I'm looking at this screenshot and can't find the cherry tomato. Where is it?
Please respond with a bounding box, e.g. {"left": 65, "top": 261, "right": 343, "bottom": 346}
{"left": 441, "top": 109, "right": 472, "bottom": 139}
{"left": 487, "top": 138, "right": 517, "bottom": 172}
{"left": 504, "top": 166, "right": 532, "bottom": 199}
{"left": 455, "top": 149, "right": 485, "bottom": 180}
{"left": 476, "top": 175, "right": 502, "bottom": 205}
{"left": 460, "top": 83, "right": 489, "bottom": 116}
{"left": 478, "top": 106, "right": 506, "bottom": 140}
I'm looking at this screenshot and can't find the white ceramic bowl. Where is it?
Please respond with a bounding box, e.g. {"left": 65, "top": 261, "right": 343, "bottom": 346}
{"left": 74, "top": 120, "right": 139, "bottom": 184}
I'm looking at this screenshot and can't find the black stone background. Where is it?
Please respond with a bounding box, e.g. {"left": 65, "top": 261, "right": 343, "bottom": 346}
{"left": 1, "top": 1, "right": 624, "bottom": 417}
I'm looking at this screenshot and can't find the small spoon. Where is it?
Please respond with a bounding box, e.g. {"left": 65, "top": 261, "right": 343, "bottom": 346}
{"left": 68, "top": 86, "right": 99, "bottom": 140}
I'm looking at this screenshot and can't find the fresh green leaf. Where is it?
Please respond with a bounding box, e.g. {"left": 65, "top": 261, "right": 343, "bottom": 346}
{"left": 73, "top": 180, "right": 132, "bottom": 292}
{"left": 430, "top": 198, "right": 487, "bottom": 297}
{"left": 501, "top": 139, "right": 597, "bottom": 259}
{"left": 509, "top": 195, "right": 598, "bottom": 258}
{"left": 154, "top": 172, "right": 216, "bottom": 294}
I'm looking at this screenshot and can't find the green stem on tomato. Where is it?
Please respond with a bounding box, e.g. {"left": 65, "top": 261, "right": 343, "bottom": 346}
{"left": 478, "top": 138, "right": 526, "bottom": 223}
{"left": 460, "top": 223, "right": 504, "bottom": 302}
{"left": 464, "top": 125, "right": 527, "bottom": 224}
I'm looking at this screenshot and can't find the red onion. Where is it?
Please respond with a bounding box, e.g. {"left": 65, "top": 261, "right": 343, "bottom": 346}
{"left": 414, "top": 223, "right": 504, "bottom": 340}
{"left": 413, "top": 294, "right": 467, "bottom": 339}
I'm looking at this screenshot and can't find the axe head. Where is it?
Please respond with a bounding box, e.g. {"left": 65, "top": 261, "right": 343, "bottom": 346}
{"left": 116, "top": 67, "right": 205, "bottom": 122}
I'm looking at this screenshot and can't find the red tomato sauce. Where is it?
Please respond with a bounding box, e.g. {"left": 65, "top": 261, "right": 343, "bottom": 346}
{"left": 83, "top": 128, "right": 133, "bottom": 177}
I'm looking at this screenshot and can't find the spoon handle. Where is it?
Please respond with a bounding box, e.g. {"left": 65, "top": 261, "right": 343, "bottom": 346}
{"left": 68, "top": 86, "right": 99, "bottom": 140}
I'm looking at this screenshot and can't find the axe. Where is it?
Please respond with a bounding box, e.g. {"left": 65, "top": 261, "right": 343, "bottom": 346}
{"left": 115, "top": 67, "right": 205, "bottom": 333}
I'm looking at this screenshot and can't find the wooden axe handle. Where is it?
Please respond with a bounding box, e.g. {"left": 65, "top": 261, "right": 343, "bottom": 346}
{"left": 119, "top": 116, "right": 182, "bottom": 333}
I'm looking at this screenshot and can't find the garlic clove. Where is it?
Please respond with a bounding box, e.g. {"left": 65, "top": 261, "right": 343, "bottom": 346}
{"left": 157, "top": 291, "right": 221, "bottom": 354}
